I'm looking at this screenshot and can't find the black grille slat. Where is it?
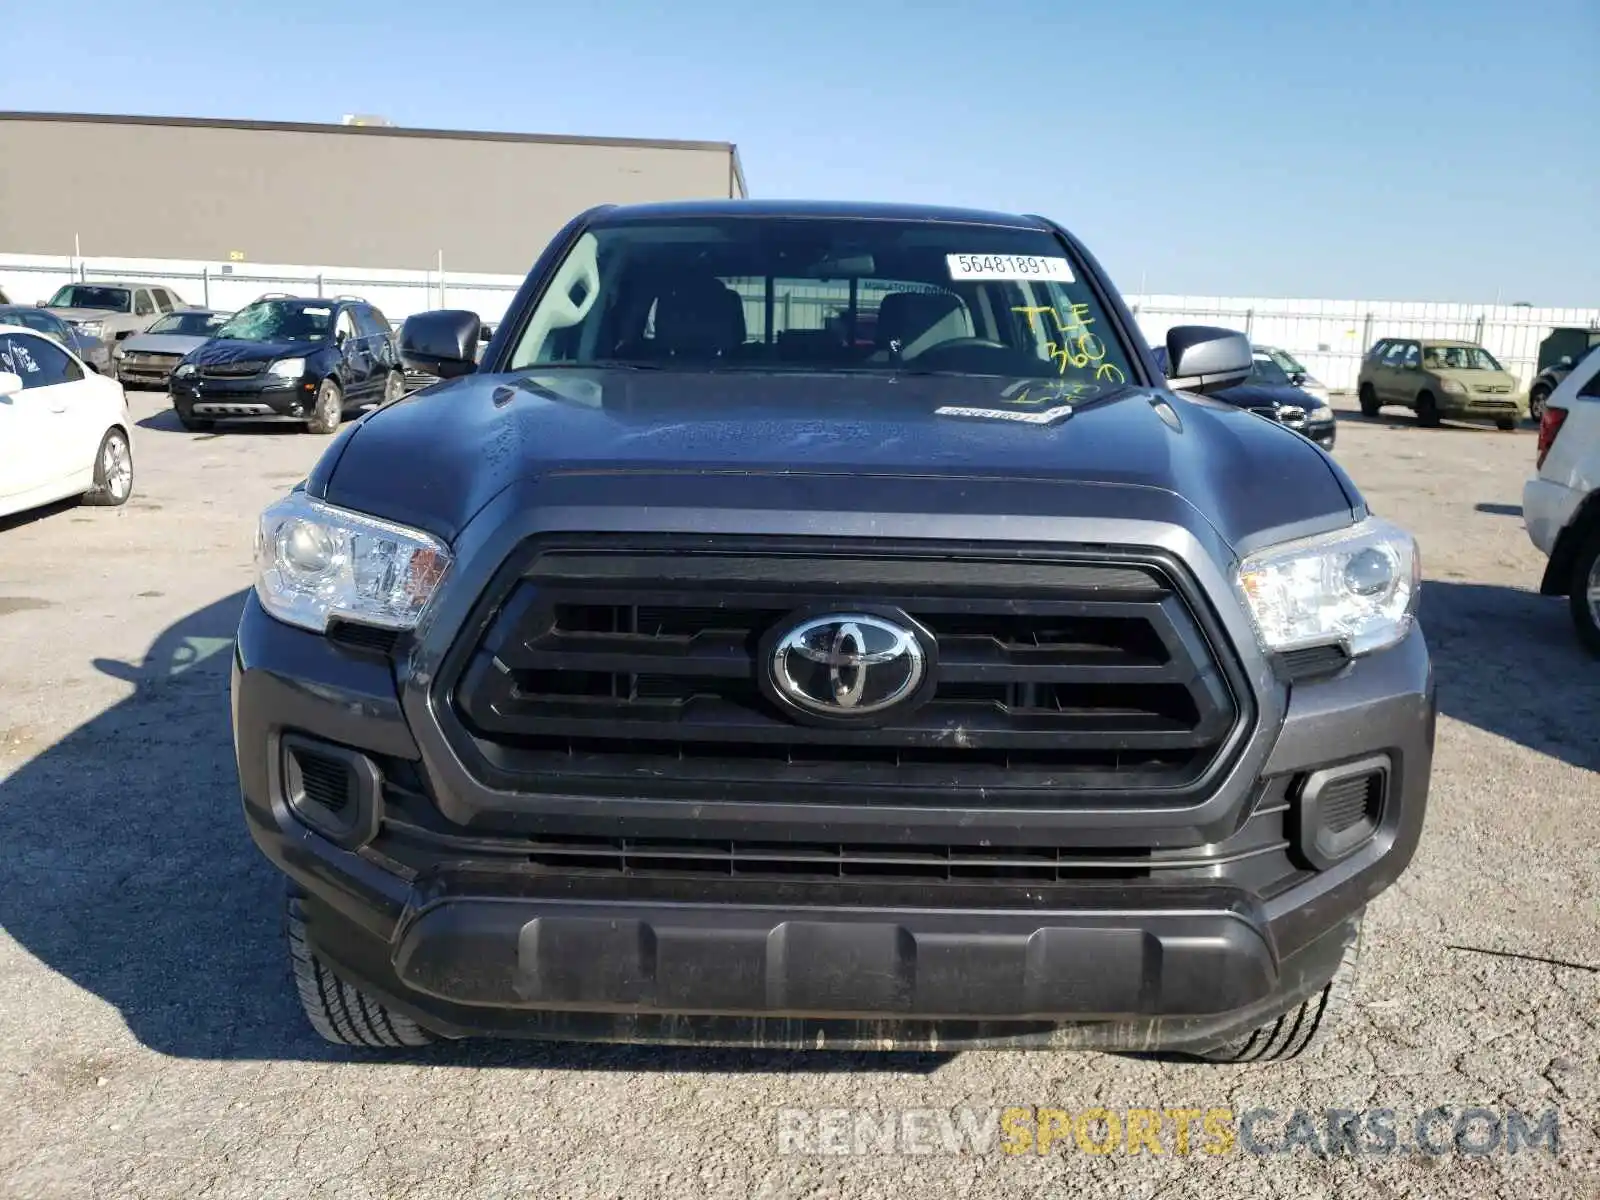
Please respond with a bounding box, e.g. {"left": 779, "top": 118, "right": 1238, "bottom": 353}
{"left": 1320, "top": 775, "right": 1378, "bottom": 833}
{"left": 297, "top": 754, "right": 352, "bottom": 814}
{"left": 447, "top": 540, "right": 1249, "bottom": 805}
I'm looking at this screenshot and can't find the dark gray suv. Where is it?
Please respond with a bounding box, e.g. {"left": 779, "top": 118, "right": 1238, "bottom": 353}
{"left": 232, "top": 200, "right": 1435, "bottom": 1063}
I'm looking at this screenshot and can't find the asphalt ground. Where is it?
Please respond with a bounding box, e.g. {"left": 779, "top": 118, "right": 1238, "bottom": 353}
{"left": 1, "top": 389, "right": 1596, "bottom": 1199}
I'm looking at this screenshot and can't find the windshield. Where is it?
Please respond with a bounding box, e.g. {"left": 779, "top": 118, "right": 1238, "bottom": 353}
{"left": 1423, "top": 344, "right": 1502, "bottom": 371}
{"left": 507, "top": 217, "right": 1135, "bottom": 391}
{"left": 215, "top": 300, "right": 333, "bottom": 343}
{"left": 48, "top": 285, "right": 131, "bottom": 312}
{"left": 149, "top": 311, "right": 229, "bottom": 336}
{"left": 1249, "top": 353, "right": 1294, "bottom": 386}
{"left": 1264, "top": 347, "right": 1308, "bottom": 377}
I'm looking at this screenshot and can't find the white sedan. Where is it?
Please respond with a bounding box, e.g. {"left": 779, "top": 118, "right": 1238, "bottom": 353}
{"left": 0, "top": 322, "right": 135, "bottom": 520}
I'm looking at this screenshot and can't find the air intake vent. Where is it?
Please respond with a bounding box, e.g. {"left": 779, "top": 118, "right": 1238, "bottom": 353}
{"left": 281, "top": 735, "right": 383, "bottom": 848}
{"left": 1294, "top": 755, "right": 1389, "bottom": 868}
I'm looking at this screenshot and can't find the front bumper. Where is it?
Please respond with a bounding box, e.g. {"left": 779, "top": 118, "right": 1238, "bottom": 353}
{"left": 233, "top": 581, "right": 1435, "bottom": 1049}
{"left": 171, "top": 374, "right": 318, "bottom": 419}
{"left": 1440, "top": 392, "right": 1527, "bottom": 419}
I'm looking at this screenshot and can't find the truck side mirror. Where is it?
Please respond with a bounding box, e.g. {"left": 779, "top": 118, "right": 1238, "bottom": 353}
{"left": 400, "top": 310, "right": 481, "bottom": 379}
{"left": 1163, "top": 326, "right": 1252, "bottom": 394}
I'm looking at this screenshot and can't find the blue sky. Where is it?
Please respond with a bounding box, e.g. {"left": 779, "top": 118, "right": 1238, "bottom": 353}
{"left": 3, "top": 0, "right": 1595, "bottom": 305}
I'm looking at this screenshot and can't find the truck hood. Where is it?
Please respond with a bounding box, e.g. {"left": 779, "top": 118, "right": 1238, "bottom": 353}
{"left": 46, "top": 306, "right": 126, "bottom": 324}
{"left": 315, "top": 367, "right": 1361, "bottom": 549}
{"left": 186, "top": 337, "right": 317, "bottom": 365}
{"left": 119, "top": 332, "right": 213, "bottom": 356}
{"left": 1211, "top": 382, "right": 1326, "bottom": 413}
{"left": 1432, "top": 368, "right": 1520, "bottom": 392}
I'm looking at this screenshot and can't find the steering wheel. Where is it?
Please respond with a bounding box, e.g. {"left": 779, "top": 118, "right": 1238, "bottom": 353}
{"left": 907, "top": 336, "right": 1010, "bottom": 359}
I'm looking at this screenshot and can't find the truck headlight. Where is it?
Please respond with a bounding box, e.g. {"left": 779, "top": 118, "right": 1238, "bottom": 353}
{"left": 76, "top": 319, "right": 104, "bottom": 338}
{"left": 267, "top": 357, "right": 307, "bottom": 378}
{"left": 253, "top": 492, "right": 451, "bottom": 634}
{"left": 1235, "top": 516, "right": 1420, "bottom": 657}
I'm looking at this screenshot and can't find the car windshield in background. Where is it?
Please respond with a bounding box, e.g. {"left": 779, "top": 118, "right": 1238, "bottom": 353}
{"left": 509, "top": 217, "right": 1135, "bottom": 392}
{"left": 1250, "top": 354, "right": 1294, "bottom": 386}
{"left": 48, "top": 285, "right": 131, "bottom": 312}
{"left": 1265, "top": 347, "right": 1308, "bottom": 376}
{"left": 1424, "top": 345, "right": 1502, "bottom": 371}
{"left": 150, "top": 312, "right": 229, "bottom": 336}
{"left": 215, "top": 301, "right": 333, "bottom": 343}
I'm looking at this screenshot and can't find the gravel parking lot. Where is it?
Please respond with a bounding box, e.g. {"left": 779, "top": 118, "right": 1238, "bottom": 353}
{"left": 1, "top": 390, "right": 1596, "bottom": 1199}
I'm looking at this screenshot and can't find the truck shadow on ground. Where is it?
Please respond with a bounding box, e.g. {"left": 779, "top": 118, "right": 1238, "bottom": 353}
{"left": 0, "top": 591, "right": 946, "bottom": 1073}
{"left": 1420, "top": 579, "right": 1600, "bottom": 773}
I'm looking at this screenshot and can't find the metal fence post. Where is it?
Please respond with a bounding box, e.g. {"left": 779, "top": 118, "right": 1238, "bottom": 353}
{"left": 1362, "top": 311, "right": 1374, "bottom": 351}
{"left": 1244, "top": 308, "right": 1255, "bottom": 339}
{"left": 1474, "top": 314, "right": 1485, "bottom": 344}
{"left": 316, "top": 273, "right": 324, "bottom": 298}
{"left": 202, "top": 267, "right": 210, "bottom": 308}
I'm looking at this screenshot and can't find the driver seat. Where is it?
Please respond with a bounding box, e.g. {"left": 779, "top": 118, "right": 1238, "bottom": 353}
{"left": 873, "top": 291, "right": 973, "bottom": 361}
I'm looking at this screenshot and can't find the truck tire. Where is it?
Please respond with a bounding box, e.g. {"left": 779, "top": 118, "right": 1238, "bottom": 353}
{"left": 1358, "top": 384, "right": 1379, "bottom": 417}
{"left": 1530, "top": 384, "right": 1550, "bottom": 421}
{"left": 1195, "top": 918, "right": 1361, "bottom": 1063}
{"left": 287, "top": 892, "right": 434, "bottom": 1048}
{"left": 306, "top": 378, "right": 344, "bottom": 435}
{"left": 1567, "top": 526, "right": 1600, "bottom": 659}
{"left": 1415, "top": 391, "right": 1440, "bottom": 428}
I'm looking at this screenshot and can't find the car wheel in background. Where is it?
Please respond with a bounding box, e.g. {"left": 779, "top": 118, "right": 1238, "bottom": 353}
{"left": 1529, "top": 385, "right": 1550, "bottom": 421}
{"left": 1358, "top": 383, "right": 1379, "bottom": 417}
{"left": 81, "top": 428, "right": 133, "bottom": 507}
{"left": 1568, "top": 526, "right": 1600, "bottom": 659}
{"left": 1415, "top": 391, "right": 1440, "bottom": 428}
{"left": 1495, "top": 418, "right": 1517, "bottom": 431}
{"left": 306, "top": 378, "right": 344, "bottom": 435}
{"left": 383, "top": 370, "right": 404, "bottom": 403}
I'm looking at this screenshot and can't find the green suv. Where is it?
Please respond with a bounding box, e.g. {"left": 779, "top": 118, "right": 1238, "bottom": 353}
{"left": 1357, "top": 338, "right": 1526, "bottom": 430}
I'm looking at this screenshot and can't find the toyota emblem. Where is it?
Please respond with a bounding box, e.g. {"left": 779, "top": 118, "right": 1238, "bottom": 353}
{"left": 767, "top": 612, "right": 928, "bottom": 720}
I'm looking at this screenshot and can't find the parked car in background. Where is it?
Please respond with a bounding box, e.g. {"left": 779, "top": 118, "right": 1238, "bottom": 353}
{"left": 1532, "top": 327, "right": 1600, "bottom": 419}
{"left": 1252, "top": 344, "right": 1332, "bottom": 409}
{"left": 0, "top": 322, "right": 134, "bottom": 519}
{"left": 41, "top": 281, "right": 187, "bottom": 351}
{"left": 1211, "top": 346, "right": 1337, "bottom": 451}
{"left": 1523, "top": 346, "right": 1600, "bottom": 655}
{"left": 1357, "top": 338, "right": 1526, "bottom": 430}
{"left": 115, "top": 308, "right": 232, "bottom": 389}
{"left": 168, "top": 295, "right": 403, "bottom": 432}
{"left": 0, "top": 304, "right": 112, "bottom": 375}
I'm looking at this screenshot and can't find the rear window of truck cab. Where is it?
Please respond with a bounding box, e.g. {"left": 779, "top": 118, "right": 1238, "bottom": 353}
{"left": 508, "top": 217, "right": 1136, "bottom": 392}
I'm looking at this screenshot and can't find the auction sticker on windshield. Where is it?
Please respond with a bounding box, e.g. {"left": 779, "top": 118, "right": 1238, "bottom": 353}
{"left": 946, "top": 254, "right": 1075, "bottom": 282}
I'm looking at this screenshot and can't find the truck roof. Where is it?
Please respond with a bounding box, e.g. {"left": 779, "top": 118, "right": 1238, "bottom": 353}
{"left": 590, "top": 198, "right": 1053, "bottom": 230}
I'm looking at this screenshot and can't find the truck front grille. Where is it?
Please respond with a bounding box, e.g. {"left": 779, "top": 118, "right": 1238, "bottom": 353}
{"left": 201, "top": 359, "right": 267, "bottom": 378}
{"left": 447, "top": 537, "right": 1251, "bottom": 807}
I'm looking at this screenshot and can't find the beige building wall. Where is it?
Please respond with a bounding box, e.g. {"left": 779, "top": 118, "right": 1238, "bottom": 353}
{"left": 0, "top": 113, "right": 747, "bottom": 275}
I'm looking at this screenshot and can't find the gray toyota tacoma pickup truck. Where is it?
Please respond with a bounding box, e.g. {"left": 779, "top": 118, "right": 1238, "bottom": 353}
{"left": 233, "top": 200, "right": 1434, "bottom": 1062}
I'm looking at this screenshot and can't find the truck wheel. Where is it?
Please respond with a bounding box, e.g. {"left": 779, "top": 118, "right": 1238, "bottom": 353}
{"left": 1195, "top": 920, "right": 1360, "bottom": 1063}
{"left": 1415, "top": 391, "right": 1440, "bottom": 428}
{"left": 1358, "top": 383, "right": 1379, "bottom": 417}
{"left": 81, "top": 428, "right": 133, "bottom": 506}
{"left": 1495, "top": 418, "right": 1517, "bottom": 432}
{"left": 306, "top": 379, "right": 343, "bottom": 435}
{"left": 1567, "top": 526, "right": 1600, "bottom": 660}
{"left": 287, "top": 892, "right": 434, "bottom": 1048}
